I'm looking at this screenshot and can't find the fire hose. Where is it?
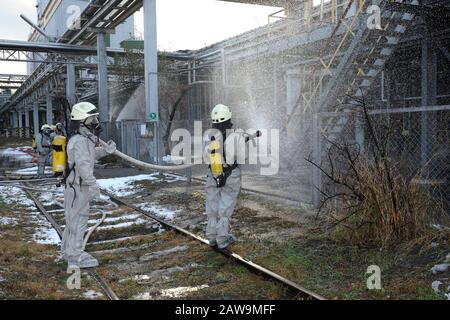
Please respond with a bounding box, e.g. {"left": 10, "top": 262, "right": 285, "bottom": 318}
{"left": 98, "top": 139, "right": 196, "bottom": 170}
{"left": 97, "top": 131, "right": 261, "bottom": 171}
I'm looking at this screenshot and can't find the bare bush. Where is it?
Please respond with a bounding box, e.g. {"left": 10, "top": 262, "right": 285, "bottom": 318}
{"left": 308, "top": 95, "right": 443, "bottom": 247}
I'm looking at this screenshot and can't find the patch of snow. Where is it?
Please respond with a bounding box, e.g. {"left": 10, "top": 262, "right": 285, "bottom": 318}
{"left": 98, "top": 194, "right": 111, "bottom": 202}
{"left": 445, "top": 293, "right": 450, "bottom": 300}
{"left": 97, "top": 173, "right": 187, "bottom": 196}
{"left": 0, "top": 186, "right": 35, "bottom": 208}
{"left": 137, "top": 203, "right": 181, "bottom": 221}
{"left": 95, "top": 218, "right": 148, "bottom": 231}
{"left": 120, "top": 263, "right": 199, "bottom": 284}
{"left": 446, "top": 253, "right": 450, "bottom": 262}
{"left": 88, "top": 236, "right": 133, "bottom": 246}
{"left": 134, "top": 284, "right": 209, "bottom": 300}
{"left": 0, "top": 274, "right": 5, "bottom": 282}
{"left": 1, "top": 148, "right": 32, "bottom": 160}
{"left": 133, "top": 275, "right": 152, "bottom": 281}
{"left": 431, "top": 280, "right": 442, "bottom": 293}
{"left": 96, "top": 174, "right": 160, "bottom": 196}
{"left": 0, "top": 217, "right": 17, "bottom": 226}
{"left": 431, "top": 224, "right": 450, "bottom": 231}
{"left": 88, "top": 213, "right": 141, "bottom": 225}
{"left": 82, "top": 290, "right": 104, "bottom": 299}
{"left": 164, "top": 173, "right": 188, "bottom": 182}
{"left": 162, "top": 155, "right": 188, "bottom": 164}
{"left": 38, "top": 190, "right": 64, "bottom": 203}
{"left": 430, "top": 263, "right": 450, "bottom": 275}
{"left": 13, "top": 166, "right": 53, "bottom": 175}
{"left": 430, "top": 242, "right": 439, "bottom": 248}
{"left": 47, "top": 209, "right": 65, "bottom": 213}
{"left": 32, "top": 226, "right": 60, "bottom": 245}
{"left": 139, "top": 245, "right": 189, "bottom": 262}
{"left": 160, "top": 285, "right": 209, "bottom": 298}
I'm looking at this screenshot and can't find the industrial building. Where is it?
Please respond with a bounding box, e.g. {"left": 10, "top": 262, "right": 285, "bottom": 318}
{"left": 0, "top": 0, "right": 449, "bottom": 302}
{"left": 0, "top": 0, "right": 448, "bottom": 210}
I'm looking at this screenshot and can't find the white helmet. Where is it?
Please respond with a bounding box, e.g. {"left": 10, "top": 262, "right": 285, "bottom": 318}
{"left": 211, "top": 104, "right": 232, "bottom": 124}
{"left": 41, "top": 124, "right": 51, "bottom": 131}
{"left": 71, "top": 102, "right": 99, "bottom": 121}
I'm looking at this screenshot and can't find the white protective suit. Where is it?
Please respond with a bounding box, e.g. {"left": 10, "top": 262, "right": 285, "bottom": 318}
{"left": 205, "top": 130, "right": 251, "bottom": 249}
{"left": 35, "top": 131, "right": 53, "bottom": 178}
{"left": 61, "top": 126, "right": 115, "bottom": 268}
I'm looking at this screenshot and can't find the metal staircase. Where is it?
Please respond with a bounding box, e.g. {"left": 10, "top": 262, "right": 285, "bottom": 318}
{"left": 319, "top": 0, "right": 422, "bottom": 144}
{"left": 286, "top": 0, "right": 422, "bottom": 145}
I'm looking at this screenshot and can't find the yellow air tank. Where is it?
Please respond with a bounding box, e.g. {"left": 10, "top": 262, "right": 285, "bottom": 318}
{"left": 52, "top": 135, "right": 67, "bottom": 176}
{"left": 209, "top": 137, "right": 223, "bottom": 178}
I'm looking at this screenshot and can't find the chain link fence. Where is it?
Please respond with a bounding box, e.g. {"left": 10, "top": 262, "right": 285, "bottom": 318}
{"left": 315, "top": 107, "right": 449, "bottom": 213}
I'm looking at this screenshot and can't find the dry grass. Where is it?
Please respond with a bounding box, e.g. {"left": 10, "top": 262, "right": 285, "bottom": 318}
{"left": 327, "top": 157, "right": 444, "bottom": 247}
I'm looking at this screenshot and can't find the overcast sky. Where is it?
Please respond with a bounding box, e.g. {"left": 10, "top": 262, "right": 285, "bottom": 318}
{"left": 0, "top": 0, "right": 280, "bottom": 75}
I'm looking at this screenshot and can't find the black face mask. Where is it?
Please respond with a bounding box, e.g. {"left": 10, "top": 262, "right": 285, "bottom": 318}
{"left": 83, "top": 117, "right": 102, "bottom": 135}
{"left": 212, "top": 120, "right": 233, "bottom": 137}
{"left": 93, "top": 124, "right": 103, "bottom": 136}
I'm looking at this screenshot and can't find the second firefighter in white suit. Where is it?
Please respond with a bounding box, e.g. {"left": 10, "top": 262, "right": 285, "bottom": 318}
{"left": 205, "top": 104, "right": 250, "bottom": 250}
{"left": 61, "top": 102, "right": 116, "bottom": 268}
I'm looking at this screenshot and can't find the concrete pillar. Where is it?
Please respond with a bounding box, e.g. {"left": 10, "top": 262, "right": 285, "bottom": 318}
{"left": 355, "top": 115, "right": 365, "bottom": 154}
{"left": 144, "top": 0, "right": 159, "bottom": 163}
{"left": 97, "top": 32, "right": 109, "bottom": 124}
{"left": 46, "top": 94, "right": 53, "bottom": 125}
{"left": 12, "top": 112, "right": 18, "bottom": 137}
{"left": 312, "top": 113, "right": 322, "bottom": 207}
{"left": 66, "top": 64, "right": 76, "bottom": 107}
{"left": 7, "top": 113, "right": 13, "bottom": 137}
{"left": 25, "top": 109, "right": 30, "bottom": 138}
{"left": 286, "top": 69, "right": 302, "bottom": 115}
{"left": 420, "top": 35, "right": 437, "bottom": 173}
{"left": 18, "top": 111, "right": 23, "bottom": 138}
{"left": 33, "top": 101, "right": 40, "bottom": 137}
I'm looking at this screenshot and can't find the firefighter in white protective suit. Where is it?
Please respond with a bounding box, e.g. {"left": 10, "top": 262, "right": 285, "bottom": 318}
{"left": 61, "top": 102, "right": 116, "bottom": 268}
{"left": 35, "top": 124, "right": 53, "bottom": 178}
{"left": 204, "top": 104, "right": 259, "bottom": 250}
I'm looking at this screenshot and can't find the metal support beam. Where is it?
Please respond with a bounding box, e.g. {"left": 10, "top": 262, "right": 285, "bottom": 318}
{"left": 66, "top": 64, "right": 76, "bottom": 107}
{"left": 46, "top": 95, "right": 53, "bottom": 125}
{"left": 420, "top": 34, "right": 437, "bottom": 173}
{"left": 144, "top": 0, "right": 159, "bottom": 162}
{"left": 18, "top": 111, "right": 23, "bottom": 138}
{"left": 97, "top": 32, "right": 109, "bottom": 125}
{"left": 438, "top": 43, "right": 450, "bottom": 62}
{"left": 12, "top": 112, "right": 18, "bottom": 137}
{"left": 24, "top": 109, "right": 30, "bottom": 138}
{"left": 33, "top": 101, "right": 39, "bottom": 137}
{"left": 0, "top": 39, "right": 125, "bottom": 56}
{"left": 312, "top": 113, "right": 322, "bottom": 207}
{"left": 355, "top": 114, "right": 365, "bottom": 154}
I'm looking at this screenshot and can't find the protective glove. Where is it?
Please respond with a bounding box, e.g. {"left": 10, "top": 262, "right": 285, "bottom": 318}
{"left": 105, "top": 140, "right": 116, "bottom": 154}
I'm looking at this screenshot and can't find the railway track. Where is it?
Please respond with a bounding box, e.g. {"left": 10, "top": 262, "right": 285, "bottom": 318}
{"left": 19, "top": 177, "right": 324, "bottom": 300}
{"left": 23, "top": 184, "right": 119, "bottom": 300}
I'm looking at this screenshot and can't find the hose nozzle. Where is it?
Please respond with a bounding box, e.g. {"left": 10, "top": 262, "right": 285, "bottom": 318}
{"left": 245, "top": 130, "right": 262, "bottom": 142}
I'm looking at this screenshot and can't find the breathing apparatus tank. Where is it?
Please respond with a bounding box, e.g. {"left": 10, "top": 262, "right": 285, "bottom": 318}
{"left": 208, "top": 136, "right": 223, "bottom": 178}
{"left": 52, "top": 135, "right": 67, "bottom": 176}
{"left": 32, "top": 135, "right": 36, "bottom": 150}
